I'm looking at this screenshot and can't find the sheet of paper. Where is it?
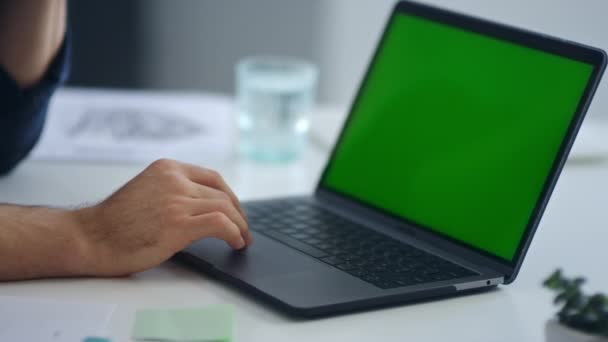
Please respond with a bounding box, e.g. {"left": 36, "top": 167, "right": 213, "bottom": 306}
{"left": 132, "top": 305, "right": 233, "bottom": 342}
{"left": 31, "top": 88, "right": 236, "bottom": 164}
{"left": 0, "top": 295, "right": 115, "bottom": 342}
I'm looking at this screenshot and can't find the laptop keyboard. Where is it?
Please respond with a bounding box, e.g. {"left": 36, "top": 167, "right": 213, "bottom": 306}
{"left": 245, "top": 199, "right": 478, "bottom": 289}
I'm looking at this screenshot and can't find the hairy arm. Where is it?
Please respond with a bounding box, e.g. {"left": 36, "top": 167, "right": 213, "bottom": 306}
{"left": 0, "top": 160, "right": 252, "bottom": 281}
{"left": 0, "top": 0, "right": 67, "bottom": 88}
{"left": 0, "top": 205, "right": 88, "bottom": 280}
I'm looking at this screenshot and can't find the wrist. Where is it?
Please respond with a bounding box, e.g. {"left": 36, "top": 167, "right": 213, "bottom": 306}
{"left": 60, "top": 207, "right": 98, "bottom": 277}
{"left": 0, "top": 204, "right": 98, "bottom": 280}
{"left": 70, "top": 204, "right": 121, "bottom": 277}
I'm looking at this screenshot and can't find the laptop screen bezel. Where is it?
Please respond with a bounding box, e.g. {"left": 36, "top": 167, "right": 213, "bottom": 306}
{"left": 314, "top": 0, "right": 607, "bottom": 282}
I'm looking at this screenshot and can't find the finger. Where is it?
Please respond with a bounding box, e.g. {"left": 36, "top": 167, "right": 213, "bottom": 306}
{"left": 182, "top": 198, "right": 249, "bottom": 240}
{"left": 184, "top": 188, "right": 253, "bottom": 246}
{"left": 187, "top": 184, "right": 230, "bottom": 201}
{"left": 178, "top": 163, "right": 247, "bottom": 218}
{"left": 188, "top": 212, "right": 245, "bottom": 249}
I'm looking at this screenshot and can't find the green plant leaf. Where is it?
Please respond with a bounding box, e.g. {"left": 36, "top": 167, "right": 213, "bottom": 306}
{"left": 543, "top": 269, "right": 564, "bottom": 289}
{"left": 573, "top": 277, "right": 586, "bottom": 287}
{"left": 545, "top": 269, "right": 608, "bottom": 337}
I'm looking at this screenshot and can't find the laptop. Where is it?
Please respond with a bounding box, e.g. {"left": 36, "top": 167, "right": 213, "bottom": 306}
{"left": 178, "top": 1, "right": 607, "bottom": 317}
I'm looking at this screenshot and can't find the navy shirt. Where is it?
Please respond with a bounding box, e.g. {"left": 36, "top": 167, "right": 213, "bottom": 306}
{"left": 0, "top": 35, "right": 70, "bottom": 175}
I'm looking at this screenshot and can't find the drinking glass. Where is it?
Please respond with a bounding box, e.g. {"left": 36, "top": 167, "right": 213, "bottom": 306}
{"left": 236, "top": 56, "right": 318, "bottom": 162}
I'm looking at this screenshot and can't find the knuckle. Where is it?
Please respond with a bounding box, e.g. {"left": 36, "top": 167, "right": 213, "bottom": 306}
{"left": 170, "top": 215, "right": 189, "bottom": 228}
{"left": 218, "top": 192, "right": 231, "bottom": 201}
{"left": 215, "top": 199, "right": 232, "bottom": 213}
{"left": 207, "top": 169, "right": 221, "bottom": 179}
{"left": 164, "top": 199, "right": 187, "bottom": 225}
{"left": 159, "top": 171, "right": 187, "bottom": 190}
{"left": 151, "top": 158, "right": 178, "bottom": 172}
{"left": 209, "top": 211, "right": 230, "bottom": 227}
{"left": 206, "top": 169, "right": 223, "bottom": 185}
{"left": 164, "top": 171, "right": 183, "bottom": 184}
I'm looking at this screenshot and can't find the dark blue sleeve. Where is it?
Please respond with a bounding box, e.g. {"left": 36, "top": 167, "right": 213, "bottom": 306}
{"left": 0, "top": 33, "right": 70, "bottom": 175}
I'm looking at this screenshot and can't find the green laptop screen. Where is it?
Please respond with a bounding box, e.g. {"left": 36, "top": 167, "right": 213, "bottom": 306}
{"left": 321, "top": 13, "right": 594, "bottom": 261}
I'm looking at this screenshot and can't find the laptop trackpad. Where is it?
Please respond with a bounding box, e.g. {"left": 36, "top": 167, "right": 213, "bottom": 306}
{"left": 183, "top": 232, "right": 327, "bottom": 279}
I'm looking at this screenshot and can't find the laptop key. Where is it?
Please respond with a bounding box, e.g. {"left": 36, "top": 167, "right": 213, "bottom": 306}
{"left": 316, "top": 243, "right": 334, "bottom": 251}
{"left": 337, "top": 254, "right": 359, "bottom": 262}
{"left": 291, "top": 233, "right": 310, "bottom": 240}
{"left": 361, "top": 274, "right": 381, "bottom": 283}
{"left": 303, "top": 237, "right": 322, "bottom": 245}
{"left": 376, "top": 281, "right": 400, "bottom": 289}
{"left": 293, "top": 223, "right": 309, "bottom": 229}
{"left": 279, "top": 228, "right": 298, "bottom": 234}
{"left": 306, "top": 228, "right": 322, "bottom": 235}
{"left": 347, "top": 269, "right": 368, "bottom": 277}
{"left": 327, "top": 248, "right": 351, "bottom": 257}
{"left": 320, "top": 256, "right": 345, "bottom": 266}
{"left": 432, "top": 274, "right": 450, "bottom": 281}
{"left": 337, "top": 262, "right": 358, "bottom": 271}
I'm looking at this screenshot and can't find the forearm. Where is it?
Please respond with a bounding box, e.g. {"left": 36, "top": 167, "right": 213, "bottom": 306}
{"left": 0, "top": 204, "right": 88, "bottom": 281}
{"left": 0, "top": 160, "right": 251, "bottom": 281}
{"left": 0, "top": 0, "right": 67, "bottom": 88}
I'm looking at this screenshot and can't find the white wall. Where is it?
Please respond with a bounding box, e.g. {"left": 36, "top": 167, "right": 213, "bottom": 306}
{"left": 140, "top": 0, "right": 322, "bottom": 96}
{"left": 139, "top": 1, "right": 608, "bottom": 118}
{"left": 316, "top": 0, "right": 395, "bottom": 106}
{"left": 316, "top": 0, "right": 608, "bottom": 120}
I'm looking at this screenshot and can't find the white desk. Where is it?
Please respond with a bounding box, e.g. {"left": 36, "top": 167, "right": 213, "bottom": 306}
{"left": 1, "top": 110, "right": 608, "bottom": 342}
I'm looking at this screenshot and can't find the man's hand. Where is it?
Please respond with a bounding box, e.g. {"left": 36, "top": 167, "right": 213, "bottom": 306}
{"left": 75, "top": 159, "right": 252, "bottom": 277}
{"left": 0, "top": 159, "right": 251, "bottom": 280}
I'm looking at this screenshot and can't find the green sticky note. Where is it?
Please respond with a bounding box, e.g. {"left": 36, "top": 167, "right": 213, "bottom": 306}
{"left": 132, "top": 305, "right": 233, "bottom": 342}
